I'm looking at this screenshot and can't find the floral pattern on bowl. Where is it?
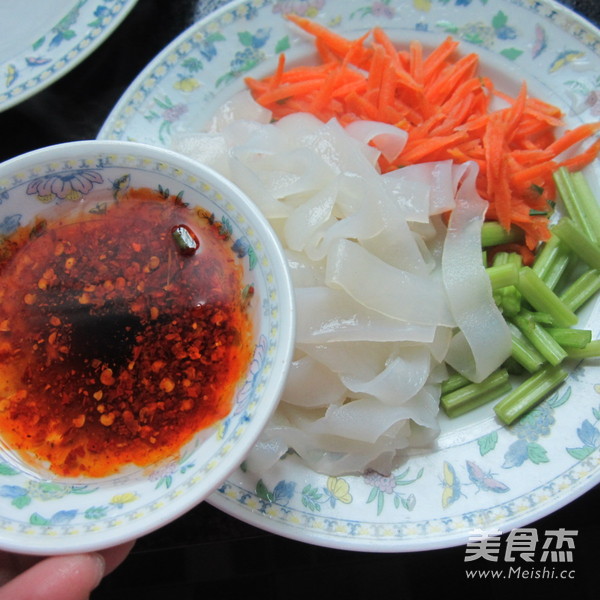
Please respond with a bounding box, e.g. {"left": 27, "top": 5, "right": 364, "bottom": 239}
{"left": 0, "top": 0, "right": 138, "bottom": 112}
{"left": 98, "top": 0, "right": 600, "bottom": 551}
{"left": 0, "top": 140, "right": 294, "bottom": 554}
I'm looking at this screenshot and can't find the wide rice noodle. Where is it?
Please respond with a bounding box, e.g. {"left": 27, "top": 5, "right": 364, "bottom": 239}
{"left": 171, "top": 92, "right": 511, "bottom": 476}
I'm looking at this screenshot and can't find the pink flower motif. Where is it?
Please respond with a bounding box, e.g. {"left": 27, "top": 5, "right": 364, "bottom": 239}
{"left": 148, "top": 460, "right": 179, "bottom": 482}
{"left": 585, "top": 91, "right": 600, "bottom": 116}
{"left": 363, "top": 469, "right": 396, "bottom": 494}
{"left": 273, "top": 0, "right": 325, "bottom": 16}
{"left": 163, "top": 103, "right": 188, "bottom": 122}
{"left": 371, "top": 1, "right": 395, "bottom": 19}
{"left": 26, "top": 170, "right": 104, "bottom": 201}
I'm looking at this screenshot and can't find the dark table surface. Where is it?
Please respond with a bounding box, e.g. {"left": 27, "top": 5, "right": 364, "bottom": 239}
{"left": 1, "top": 1, "right": 599, "bottom": 598}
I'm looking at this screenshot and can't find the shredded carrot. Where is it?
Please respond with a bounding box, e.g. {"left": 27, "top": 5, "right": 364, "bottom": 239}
{"left": 245, "top": 18, "right": 600, "bottom": 247}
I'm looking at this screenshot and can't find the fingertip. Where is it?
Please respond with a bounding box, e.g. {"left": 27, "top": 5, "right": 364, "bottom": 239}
{"left": 89, "top": 552, "right": 106, "bottom": 589}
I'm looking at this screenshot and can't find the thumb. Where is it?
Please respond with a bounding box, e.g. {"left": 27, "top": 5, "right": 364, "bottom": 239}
{"left": 0, "top": 553, "right": 105, "bottom": 600}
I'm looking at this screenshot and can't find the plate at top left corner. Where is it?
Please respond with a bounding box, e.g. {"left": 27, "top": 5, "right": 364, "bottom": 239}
{"left": 98, "top": 0, "right": 600, "bottom": 552}
{"left": 0, "top": 0, "right": 138, "bottom": 113}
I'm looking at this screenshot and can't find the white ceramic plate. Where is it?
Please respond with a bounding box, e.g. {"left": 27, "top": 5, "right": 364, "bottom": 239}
{"left": 0, "top": 0, "right": 138, "bottom": 112}
{"left": 99, "top": 0, "right": 600, "bottom": 552}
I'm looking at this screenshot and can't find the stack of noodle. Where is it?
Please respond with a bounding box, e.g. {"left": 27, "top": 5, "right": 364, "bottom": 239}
{"left": 171, "top": 91, "right": 511, "bottom": 476}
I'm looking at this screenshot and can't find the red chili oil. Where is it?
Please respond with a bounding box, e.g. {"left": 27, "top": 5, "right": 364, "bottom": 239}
{"left": 0, "top": 187, "right": 254, "bottom": 478}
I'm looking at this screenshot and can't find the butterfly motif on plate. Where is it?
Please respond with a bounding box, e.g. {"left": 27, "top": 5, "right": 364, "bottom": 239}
{"left": 441, "top": 461, "right": 463, "bottom": 508}
{"left": 465, "top": 460, "right": 510, "bottom": 494}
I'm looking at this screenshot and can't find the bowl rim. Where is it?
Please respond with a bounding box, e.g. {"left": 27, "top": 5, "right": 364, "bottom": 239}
{"left": 0, "top": 139, "right": 296, "bottom": 554}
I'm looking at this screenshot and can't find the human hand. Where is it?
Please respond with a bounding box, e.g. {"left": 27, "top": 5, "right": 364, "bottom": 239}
{"left": 0, "top": 540, "right": 134, "bottom": 600}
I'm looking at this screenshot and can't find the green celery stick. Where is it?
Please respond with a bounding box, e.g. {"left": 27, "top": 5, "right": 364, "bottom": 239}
{"left": 507, "top": 322, "right": 546, "bottom": 373}
{"left": 554, "top": 167, "right": 598, "bottom": 242}
{"left": 552, "top": 217, "right": 600, "bottom": 270}
{"left": 494, "top": 364, "right": 568, "bottom": 425}
{"left": 511, "top": 312, "right": 568, "bottom": 366}
{"left": 441, "top": 372, "right": 471, "bottom": 395}
{"left": 559, "top": 269, "right": 600, "bottom": 312}
{"left": 516, "top": 266, "right": 578, "bottom": 327}
{"left": 571, "top": 170, "right": 600, "bottom": 243}
{"left": 531, "top": 233, "right": 572, "bottom": 290}
{"left": 481, "top": 222, "right": 524, "bottom": 247}
{"left": 441, "top": 369, "right": 511, "bottom": 418}
{"left": 566, "top": 340, "right": 600, "bottom": 359}
{"left": 546, "top": 327, "right": 592, "bottom": 349}
{"left": 487, "top": 262, "right": 520, "bottom": 291}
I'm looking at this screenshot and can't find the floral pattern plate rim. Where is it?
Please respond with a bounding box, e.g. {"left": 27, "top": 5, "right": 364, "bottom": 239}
{"left": 99, "top": 0, "right": 600, "bottom": 552}
{"left": 0, "top": 0, "right": 138, "bottom": 113}
{"left": 0, "top": 140, "right": 294, "bottom": 554}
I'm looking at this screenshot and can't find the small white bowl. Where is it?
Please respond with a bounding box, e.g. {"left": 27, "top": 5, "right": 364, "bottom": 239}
{"left": 0, "top": 140, "right": 295, "bottom": 555}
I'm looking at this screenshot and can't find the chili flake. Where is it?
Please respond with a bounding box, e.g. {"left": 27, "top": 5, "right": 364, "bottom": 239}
{"left": 0, "top": 187, "right": 254, "bottom": 478}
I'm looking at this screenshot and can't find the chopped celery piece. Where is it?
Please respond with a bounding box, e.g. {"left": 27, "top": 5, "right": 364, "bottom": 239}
{"left": 511, "top": 312, "right": 568, "bottom": 366}
{"left": 491, "top": 252, "right": 522, "bottom": 316}
{"left": 502, "top": 356, "right": 526, "bottom": 376}
{"left": 552, "top": 217, "right": 600, "bottom": 270}
{"left": 441, "top": 373, "right": 471, "bottom": 395}
{"left": 531, "top": 234, "right": 571, "bottom": 290}
{"left": 494, "top": 365, "right": 568, "bottom": 425}
{"left": 487, "top": 262, "right": 519, "bottom": 291}
{"left": 566, "top": 340, "right": 600, "bottom": 359}
{"left": 442, "top": 369, "right": 511, "bottom": 418}
{"left": 570, "top": 170, "right": 600, "bottom": 243}
{"left": 481, "top": 222, "right": 524, "bottom": 247}
{"left": 507, "top": 322, "right": 545, "bottom": 373}
{"left": 559, "top": 269, "right": 600, "bottom": 312}
{"left": 554, "top": 167, "right": 598, "bottom": 242}
{"left": 547, "top": 327, "right": 592, "bottom": 349}
{"left": 527, "top": 311, "right": 554, "bottom": 325}
{"left": 516, "top": 266, "right": 578, "bottom": 327}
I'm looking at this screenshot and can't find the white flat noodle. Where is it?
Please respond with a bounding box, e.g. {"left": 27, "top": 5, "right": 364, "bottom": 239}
{"left": 281, "top": 355, "right": 347, "bottom": 408}
{"left": 303, "top": 388, "right": 439, "bottom": 442}
{"left": 308, "top": 195, "right": 384, "bottom": 261}
{"left": 272, "top": 111, "right": 327, "bottom": 138}
{"left": 171, "top": 110, "right": 513, "bottom": 477}
{"left": 361, "top": 202, "right": 431, "bottom": 274}
{"left": 381, "top": 160, "right": 458, "bottom": 222}
{"left": 283, "top": 180, "right": 338, "bottom": 252}
{"left": 227, "top": 153, "right": 292, "bottom": 218}
{"left": 382, "top": 171, "right": 432, "bottom": 223}
{"left": 429, "top": 325, "right": 454, "bottom": 363}
{"left": 243, "top": 435, "right": 289, "bottom": 474}
{"left": 204, "top": 89, "right": 272, "bottom": 132}
{"left": 431, "top": 160, "right": 461, "bottom": 215}
{"left": 170, "top": 132, "right": 231, "bottom": 177}
{"left": 284, "top": 250, "right": 325, "bottom": 287}
{"left": 442, "top": 162, "right": 512, "bottom": 381}
{"left": 246, "top": 385, "right": 442, "bottom": 476}
{"left": 297, "top": 341, "right": 396, "bottom": 382}
{"left": 294, "top": 287, "right": 437, "bottom": 343}
{"left": 341, "top": 345, "right": 431, "bottom": 405}
{"left": 344, "top": 119, "right": 408, "bottom": 162}
{"left": 325, "top": 238, "right": 455, "bottom": 326}
{"left": 298, "top": 118, "right": 381, "bottom": 179}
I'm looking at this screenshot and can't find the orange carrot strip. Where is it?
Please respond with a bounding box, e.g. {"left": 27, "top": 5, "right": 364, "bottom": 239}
{"left": 409, "top": 40, "right": 424, "bottom": 84}
{"left": 425, "top": 53, "right": 479, "bottom": 105}
{"left": 257, "top": 77, "right": 327, "bottom": 104}
{"left": 544, "top": 122, "right": 600, "bottom": 157}
{"left": 272, "top": 52, "right": 286, "bottom": 89}
{"left": 396, "top": 131, "right": 468, "bottom": 165}
{"left": 422, "top": 36, "right": 460, "bottom": 84}
{"left": 245, "top": 21, "right": 598, "bottom": 246}
{"left": 510, "top": 161, "right": 558, "bottom": 190}
{"left": 286, "top": 14, "right": 371, "bottom": 66}
{"left": 557, "top": 138, "right": 600, "bottom": 171}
